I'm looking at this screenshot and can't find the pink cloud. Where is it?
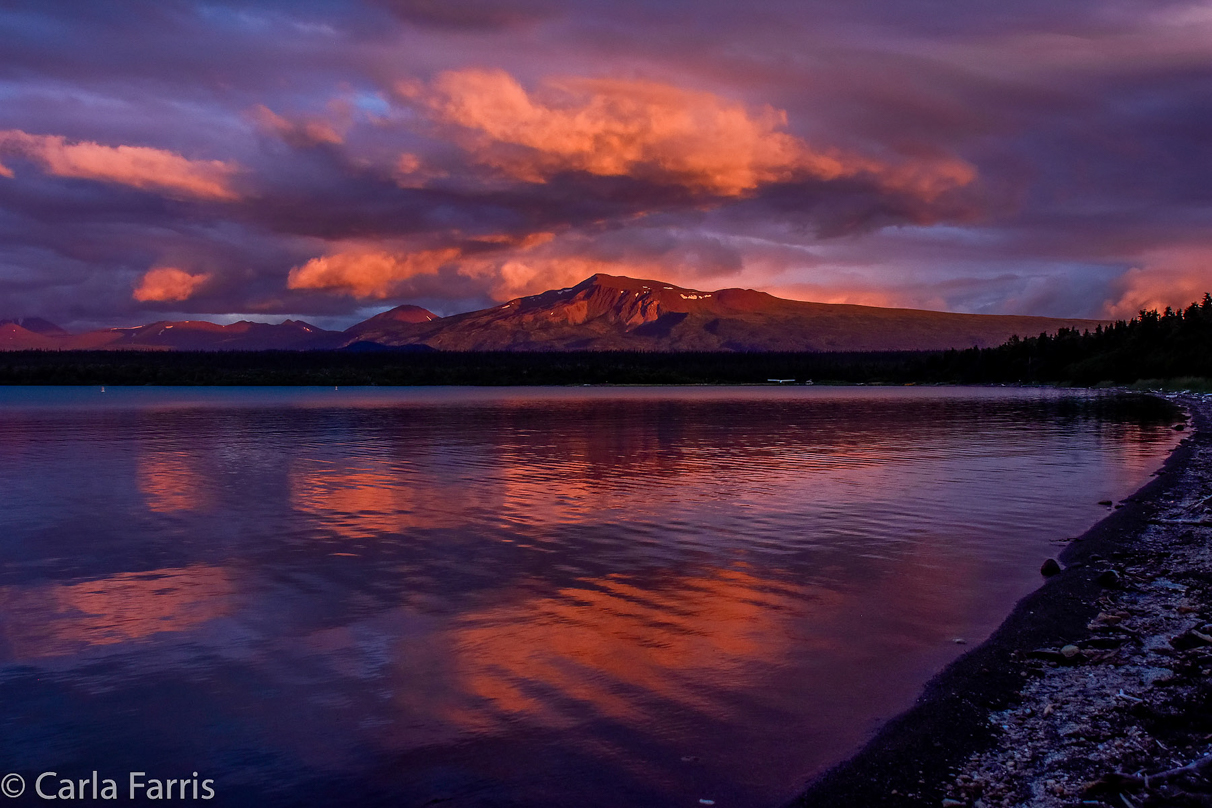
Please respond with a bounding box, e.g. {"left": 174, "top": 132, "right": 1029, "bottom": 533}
{"left": 398, "top": 69, "right": 976, "bottom": 199}
{"left": 133, "top": 267, "right": 212, "bottom": 302}
{"left": 1106, "top": 249, "right": 1212, "bottom": 317}
{"left": 0, "top": 130, "right": 239, "bottom": 200}
{"left": 249, "top": 105, "right": 346, "bottom": 148}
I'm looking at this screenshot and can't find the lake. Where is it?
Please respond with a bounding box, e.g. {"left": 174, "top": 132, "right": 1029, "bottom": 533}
{"left": 0, "top": 386, "right": 1181, "bottom": 807}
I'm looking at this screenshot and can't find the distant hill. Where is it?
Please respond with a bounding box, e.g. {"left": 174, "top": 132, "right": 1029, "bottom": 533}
{"left": 72, "top": 320, "right": 346, "bottom": 351}
{"left": 0, "top": 322, "right": 65, "bottom": 350}
{"left": 0, "top": 317, "right": 70, "bottom": 336}
{"left": 1, "top": 275, "right": 1108, "bottom": 353}
{"left": 1, "top": 317, "right": 74, "bottom": 350}
{"left": 343, "top": 304, "right": 439, "bottom": 343}
{"left": 343, "top": 274, "right": 1108, "bottom": 352}
{"left": 0, "top": 319, "right": 344, "bottom": 351}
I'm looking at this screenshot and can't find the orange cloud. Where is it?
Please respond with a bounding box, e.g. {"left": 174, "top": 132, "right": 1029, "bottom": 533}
{"left": 287, "top": 246, "right": 462, "bottom": 298}
{"left": 1106, "top": 249, "right": 1212, "bottom": 317}
{"left": 287, "top": 231, "right": 582, "bottom": 300}
{"left": 399, "top": 69, "right": 975, "bottom": 199}
{"left": 286, "top": 224, "right": 780, "bottom": 302}
{"left": 392, "top": 152, "right": 450, "bottom": 188}
{"left": 133, "top": 267, "right": 211, "bottom": 302}
{"left": 0, "top": 129, "right": 239, "bottom": 200}
{"left": 396, "top": 152, "right": 422, "bottom": 174}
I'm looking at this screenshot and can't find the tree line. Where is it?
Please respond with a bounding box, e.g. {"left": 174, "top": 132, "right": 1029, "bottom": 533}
{"left": 938, "top": 294, "right": 1212, "bottom": 385}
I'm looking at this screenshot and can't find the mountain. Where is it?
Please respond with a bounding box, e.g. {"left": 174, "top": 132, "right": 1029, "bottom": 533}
{"left": 0, "top": 322, "right": 66, "bottom": 350}
{"left": 0, "top": 276, "right": 1109, "bottom": 353}
{"left": 0, "top": 319, "right": 344, "bottom": 351}
{"left": 68, "top": 320, "right": 346, "bottom": 351}
{"left": 0, "top": 317, "right": 70, "bottom": 336}
{"left": 346, "top": 274, "right": 1108, "bottom": 352}
{"left": 343, "top": 304, "right": 438, "bottom": 343}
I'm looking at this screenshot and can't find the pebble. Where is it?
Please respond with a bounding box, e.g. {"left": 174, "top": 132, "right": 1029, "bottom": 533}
{"left": 854, "top": 399, "right": 1212, "bottom": 808}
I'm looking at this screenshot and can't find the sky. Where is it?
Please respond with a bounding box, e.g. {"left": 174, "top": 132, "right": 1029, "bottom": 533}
{"left": 1, "top": 0, "right": 1211, "bottom": 330}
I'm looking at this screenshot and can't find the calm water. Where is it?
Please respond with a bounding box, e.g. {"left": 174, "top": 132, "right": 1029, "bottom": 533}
{"left": 0, "top": 386, "right": 1180, "bottom": 807}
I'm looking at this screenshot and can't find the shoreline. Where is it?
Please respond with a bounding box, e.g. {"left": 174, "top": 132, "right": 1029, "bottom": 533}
{"left": 790, "top": 392, "right": 1211, "bottom": 807}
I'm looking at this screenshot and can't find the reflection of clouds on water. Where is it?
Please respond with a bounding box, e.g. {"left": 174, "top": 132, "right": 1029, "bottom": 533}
{"left": 445, "top": 569, "right": 813, "bottom": 728}
{"left": 249, "top": 567, "right": 819, "bottom": 754}
{"left": 0, "top": 566, "right": 235, "bottom": 660}
{"left": 260, "top": 540, "right": 985, "bottom": 796}
{"left": 138, "top": 450, "right": 207, "bottom": 513}
{"left": 288, "top": 455, "right": 506, "bottom": 538}
{"left": 439, "top": 538, "right": 980, "bottom": 729}
{"left": 290, "top": 460, "right": 417, "bottom": 537}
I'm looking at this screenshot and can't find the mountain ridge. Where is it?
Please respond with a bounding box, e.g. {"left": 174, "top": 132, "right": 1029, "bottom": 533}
{"left": 1, "top": 274, "right": 1108, "bottom": 352}
{"left": 343, "top": 274, "right": 1109, "bottom": 352}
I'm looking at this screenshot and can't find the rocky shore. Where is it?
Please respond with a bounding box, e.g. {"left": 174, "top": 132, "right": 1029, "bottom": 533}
{"left": 792, "top": 393, "right": 1212, "bottom": 808}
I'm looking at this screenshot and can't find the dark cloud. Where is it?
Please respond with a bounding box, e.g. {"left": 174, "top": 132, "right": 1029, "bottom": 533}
{"left": 370, "top": 0, "right": 558, "bottom": 30}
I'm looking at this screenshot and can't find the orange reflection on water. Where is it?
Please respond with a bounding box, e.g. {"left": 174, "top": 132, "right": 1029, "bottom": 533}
{"left": 0, "top": 565, "right": 234, "bottom": 659}
{"left": 489, "top": 439, "right": 917, "bottom": 531}
{"left": 290, "top": 458, "right": 503, "bottom": 538}
{"left": 443, "top": 568, "right": 828, "bottom": 730}
{"left": 138, "top": 450, "right": 206, "bottom": 513}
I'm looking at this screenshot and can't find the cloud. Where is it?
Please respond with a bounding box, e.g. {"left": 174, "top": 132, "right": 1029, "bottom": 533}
{"left": 285, "top": 227, "right": 755, "bottom": 303}
{"left": 399, "top": 69, "right": 976, "bottom": 199}
{"left": 371, "top": 0, "right": 556, "bottom": 30}
{"left": 1106, "top": 249, "right": 1212, "bottom": 317}
{"left": 133, "top": 267, "right": 212, "bottom": 302}
{"left": 285, "top": 231, "right": 647, "bottom": 302}
{"left": 0, "top": 130, "right": 239, "bottom": 201}
{"left": 249, "top": 105, "right": 346, "bottom": 148}
{"left": 287, "top": 247, "right": 463, "bottom": 298}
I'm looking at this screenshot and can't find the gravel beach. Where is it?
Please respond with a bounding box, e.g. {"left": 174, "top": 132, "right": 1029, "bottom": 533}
{"left": 793, "top": 393, "right": 1212, "bottom": 808}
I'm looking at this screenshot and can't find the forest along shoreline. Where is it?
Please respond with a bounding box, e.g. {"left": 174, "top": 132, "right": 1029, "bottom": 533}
{"left": 791, "top": 392, "right": 1212, "bottom": 808}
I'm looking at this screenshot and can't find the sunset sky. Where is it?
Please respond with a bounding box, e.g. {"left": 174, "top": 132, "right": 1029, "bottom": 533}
{"left": 1, "top": 0, "right": 1211, "bottom": 330}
